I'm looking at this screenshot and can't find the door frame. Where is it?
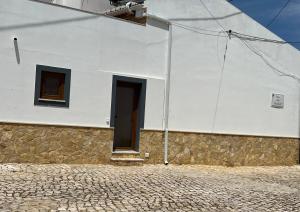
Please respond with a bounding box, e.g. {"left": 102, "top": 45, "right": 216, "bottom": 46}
{"left": 110, "top": 75, "right": 147, "bottom": 151}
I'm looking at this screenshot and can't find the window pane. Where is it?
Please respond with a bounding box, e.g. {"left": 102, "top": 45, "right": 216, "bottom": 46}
{"left": 40, "top": 71, "right": 65, "bottom": 100}
{"left": 44, "top": 77, "right": 60, "bottom": 95}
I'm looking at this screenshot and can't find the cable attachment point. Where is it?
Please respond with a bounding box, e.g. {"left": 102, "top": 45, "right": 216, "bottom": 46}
{"left": 227, "top": 30, "right": 232, "bottom": 39}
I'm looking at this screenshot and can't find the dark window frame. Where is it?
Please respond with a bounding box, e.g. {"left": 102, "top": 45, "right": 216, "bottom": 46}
{"left": 34, "top": 65, "right": 71, "bottom": 108}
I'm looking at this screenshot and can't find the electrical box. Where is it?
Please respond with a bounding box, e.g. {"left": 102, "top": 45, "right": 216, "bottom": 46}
{"left": 106, "top": 118, "right": 110, "bottom": 125}
{"left": 271, "top": 93, "right": 284, "bottom": 109}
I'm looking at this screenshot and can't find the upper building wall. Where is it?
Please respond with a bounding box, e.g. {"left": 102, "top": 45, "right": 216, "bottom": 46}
{"left": 0, "top": 0, "right": 168, "bottom": 129}
{"left": 147, "top": 0, "right": 300, "bottom": 137}
{"left": 53, "top": 0, "right": 114, "bottom": 13}
{"left": 39, "top": 0, "right": 114, "bottom": 12}
{"left": 1, "top": 0, "right": 300, "bottom": 138}
{"left": 147, "top": 0, "right": 300, "bottom": 75}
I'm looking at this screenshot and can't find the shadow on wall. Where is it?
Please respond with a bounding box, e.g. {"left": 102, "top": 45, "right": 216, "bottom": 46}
{"left": 169, "top": 12, "right": 242, "bottom": 22}
{"left": 0, "top": 7, "right": 242, "bottom": 32}
{"left": 0, "top": 15, "right": 99, "bottom": 31}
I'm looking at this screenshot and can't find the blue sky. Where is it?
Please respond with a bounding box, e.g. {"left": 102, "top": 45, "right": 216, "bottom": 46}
{"left": 229, "top": 0, "right": 300, "bottom": 50}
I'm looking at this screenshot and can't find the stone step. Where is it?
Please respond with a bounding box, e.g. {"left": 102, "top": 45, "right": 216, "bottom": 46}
{"left": 111, "top": 150, "right": 141, "bottom": 158}
{"left": 110, "top": 157, "right": 144, "bottom": 166}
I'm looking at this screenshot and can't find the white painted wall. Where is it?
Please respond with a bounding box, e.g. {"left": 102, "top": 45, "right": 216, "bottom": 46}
{"left": 52, "top": 0, "right": 114, "bottom": 13}
{"left": 1, "top": 0, "right": 300, "bottom": 138}
{"left": 0, "top": 0, "right": 167, "bottom": 130}
{"left": 147, "top": 0, "right": 300, "bottom": 137}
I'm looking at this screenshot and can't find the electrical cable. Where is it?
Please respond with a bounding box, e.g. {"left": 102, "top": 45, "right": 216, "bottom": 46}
{"left": 229, "top": 30, "right": 300, "bottom": 44}
{"left": 167, "top": 24, "right": 300, "bottom": 44}
{"left": 172, "top": 22, "right": 224, "bottom": 33}
{"left": 171, "top": 23, "right": 227, "bottom": 37}
{"left": 169, "top": 24, "right": 300, "bottom": 44}
{"left": 199, "top": 0, "right": 226, "bottom": 32}
{"left": 176, "top": 0, "right": 300, "bottom": 126}
{"left": 197, "top": 0, "right": 232, "bottom": 131}
{"left": 266, "top": 0, "right": 291, "bottom": 27}
{"left": 174, "top": 0, "right": 299, "bottom": 80}
{"left": 212, "top": 33, "right": 229, "bottom": 132}
{"left": 238, "top": 37, "right": 300, "bottom": 81}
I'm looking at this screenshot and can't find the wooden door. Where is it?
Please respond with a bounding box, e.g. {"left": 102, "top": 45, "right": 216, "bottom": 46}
{"left": 113, "top": 81, "right": 141, "bottom": 150}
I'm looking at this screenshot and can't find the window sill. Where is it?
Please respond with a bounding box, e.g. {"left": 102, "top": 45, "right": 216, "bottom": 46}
{"left": 38, "top": 98, "right": 66, "bottom": 103}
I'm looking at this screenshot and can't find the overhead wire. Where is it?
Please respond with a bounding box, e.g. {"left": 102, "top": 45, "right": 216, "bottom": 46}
{"left": 171, "top": 22, "right": 227, "bottom": 37}
{"left": 226, "top": 0, "right": 300, "bottom": 44}
{"left": 170, "top": 24, "right": 300, "bottom": 44}
{"left": 266, "top": 0, "right": 291, "bottom": 27}
{"left": 198, "top": 0, "right": 231, "bottom": 131}
{"left": 229, "top": 31, "right": 300, "bottom": 44}
{"left": 169, "top": 24, "right": 300, "bottom": 44}
{"left": 229, "top": 0, "right": 291, "bottom": 27}
{"left": 171, "top": 0, "right": 300, "bottom": 83}
{"left": 199, "top": 0, "right": 226, "bottom": 32}
{"left": 212, "top": 32, "right": 229, "bottom": 131}
{"left": 171, "top": 22, "right": 224, "bottom": 33}
{"left": 238, "top": 37, "right": 300, "bottom": 81}
{"left": 197, "top": 0, "right": 300, "bottom": 82}
{"left": 182, "top": 0, "right": 300, "bottom": 130}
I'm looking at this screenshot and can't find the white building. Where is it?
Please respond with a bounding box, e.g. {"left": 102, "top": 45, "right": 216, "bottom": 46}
{"left": 0, "top": 0, "right": 299, "bottom": 165}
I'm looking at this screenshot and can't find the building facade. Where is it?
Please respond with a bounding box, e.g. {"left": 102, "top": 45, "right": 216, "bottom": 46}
{"left": 0, "top": 0, "right": 299, "bottom": 165}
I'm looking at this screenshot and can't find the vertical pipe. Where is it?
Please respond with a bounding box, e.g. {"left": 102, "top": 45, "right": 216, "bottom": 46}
{"left": 164, "top": 23, "right": 172, "bottom": 165}
{"left": 13, "top": 38, "right": 20, "bottom": 64}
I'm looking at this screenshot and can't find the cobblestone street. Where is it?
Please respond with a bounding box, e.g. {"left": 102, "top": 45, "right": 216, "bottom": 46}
{"left": 0, "top": 164, "right": 299, "bottom": 211}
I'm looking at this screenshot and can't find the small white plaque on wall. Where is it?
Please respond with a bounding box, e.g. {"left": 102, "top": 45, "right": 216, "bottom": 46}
{"left": 271, "top": 93, "right": 284, "bottom": 109}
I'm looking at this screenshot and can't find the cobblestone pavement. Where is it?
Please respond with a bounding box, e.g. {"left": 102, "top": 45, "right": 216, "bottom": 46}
{"left": 0, "top": 164, "right": 299, "bottom": 211}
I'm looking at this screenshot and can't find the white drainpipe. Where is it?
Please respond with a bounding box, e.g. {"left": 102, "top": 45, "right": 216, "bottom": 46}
{"left": 164, "top": 22, "right": 173, "bottom": 165}
{"left": 148, "top": 15, "right": 172, "bottom": 165}
{"left": 27, "top": 3, "right": 173, "bottom": 164}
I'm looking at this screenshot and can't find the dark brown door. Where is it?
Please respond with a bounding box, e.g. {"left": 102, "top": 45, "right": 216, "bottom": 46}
{"left": 113, "top": 81, "right": 141, "bottom": 151}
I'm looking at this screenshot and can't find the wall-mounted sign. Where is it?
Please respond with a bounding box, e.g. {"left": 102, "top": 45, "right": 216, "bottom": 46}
{"left": 271, "top": 93, "right": 284, "bottom": 109}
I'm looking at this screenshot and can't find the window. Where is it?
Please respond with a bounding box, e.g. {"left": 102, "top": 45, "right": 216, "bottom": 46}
{"left": 34, "top": 65, "right": 71, "bottom": 107}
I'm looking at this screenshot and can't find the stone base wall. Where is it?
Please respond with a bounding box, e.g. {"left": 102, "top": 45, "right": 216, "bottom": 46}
{"left": 168, "top": 132, "right": 299, "bottom": 166}
{"left": 0, "top": 122, "right": 299, "bottom": 165}
{"left": 0, "top": 123, "right": 113, "bottom": 164}
{"left": 140, "top": 130, "right": 164, "bottom": 164}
